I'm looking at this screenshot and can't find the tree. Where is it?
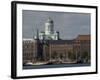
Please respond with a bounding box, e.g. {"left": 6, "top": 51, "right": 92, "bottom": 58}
{"left": 81, "top": 51, "right": 90, "bottom": 63}
{"left": 51, "top": 51, "right": 58, "bottom": 59}
{"left": 68, "top": 51, "right": 76, "bottom": 61}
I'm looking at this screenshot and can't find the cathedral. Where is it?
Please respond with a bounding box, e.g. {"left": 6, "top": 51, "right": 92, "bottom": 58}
{"left": 34, "top": 17, "right": 60, "bottom": 40}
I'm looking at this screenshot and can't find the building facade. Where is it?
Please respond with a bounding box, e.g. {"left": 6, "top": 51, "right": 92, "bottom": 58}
{"left": 23, "top": 39, "right": 37, "bottom": 64}
{"left": 23, "top": 35, "right": 90, "bottom": 64}
{"left": 73, "top": 35, "right": 91, "bottom": 62}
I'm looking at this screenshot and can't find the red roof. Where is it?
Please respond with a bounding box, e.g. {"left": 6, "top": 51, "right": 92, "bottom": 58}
{"left": 76, "top": 35, "right": 90, "bottom": 41}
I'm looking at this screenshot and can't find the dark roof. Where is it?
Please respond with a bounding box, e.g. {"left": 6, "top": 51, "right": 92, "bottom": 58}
{"left": 47, "top": 40, "right": 73, "bottom": 44}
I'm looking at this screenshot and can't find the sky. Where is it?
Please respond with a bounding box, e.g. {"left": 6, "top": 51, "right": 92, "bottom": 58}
{"left": 22, "top": 10, "right": 90, "bottom": 39}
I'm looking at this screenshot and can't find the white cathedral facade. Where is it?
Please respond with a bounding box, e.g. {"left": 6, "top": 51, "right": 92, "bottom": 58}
{"left": 34, "top": 17, "right": 60, "bottom": 40}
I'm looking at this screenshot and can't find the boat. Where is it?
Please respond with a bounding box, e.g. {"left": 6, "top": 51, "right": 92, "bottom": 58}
{"left": 46, "top": 59, "right": 63, "bottom": 65}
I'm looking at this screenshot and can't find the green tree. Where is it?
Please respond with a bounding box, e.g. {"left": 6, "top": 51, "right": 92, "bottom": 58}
{"left": 68, "top": 51, "right": 76, "bottom": 61}
{"left": 81, "top": 51, "right": 90, "bottom": 63}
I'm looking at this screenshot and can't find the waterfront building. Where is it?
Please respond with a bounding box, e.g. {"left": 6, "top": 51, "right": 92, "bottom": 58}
{"left": 23, "top": 35, "right": 90, "bottom": 64}
{"left": 73, "top": 35, "right": 90, "bottom": 62}
{"left": 23, "top": 39, "right": 37, "bottom": 64}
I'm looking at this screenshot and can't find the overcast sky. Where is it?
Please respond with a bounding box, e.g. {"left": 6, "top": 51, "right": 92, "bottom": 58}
{"left": 22, "top": 10, "right": 90, "bottom": 39}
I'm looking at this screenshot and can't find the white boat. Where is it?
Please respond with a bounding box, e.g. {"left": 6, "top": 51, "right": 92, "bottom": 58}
{"left": 25, "top": 62, "right": 33, "bottom": 66}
